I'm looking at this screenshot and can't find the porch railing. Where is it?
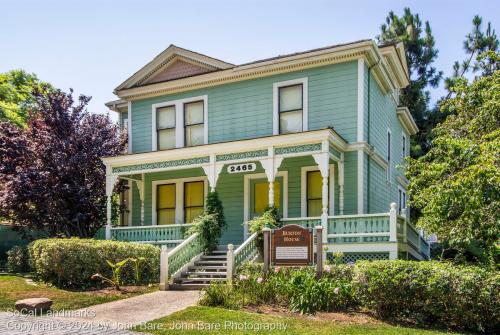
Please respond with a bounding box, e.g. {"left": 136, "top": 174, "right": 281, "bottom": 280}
{"left": 234, "top": 232, "right": 258, "bottom": 269}
{"left": 281, "top": 217, "right": 322, "bottom": 228}
{"left": 101, "top": 224, "right": 193, "bottom": 245}
{"left": 327, "top": 214, "right": 391, "bottom": 243}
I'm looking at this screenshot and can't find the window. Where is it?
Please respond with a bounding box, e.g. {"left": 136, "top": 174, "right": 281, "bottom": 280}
{"left": 402, "top": 133, "right": 407, "bottom": 158}
{"left": 253, "top": 181, "right": 280, "bottom": 216}
{"left": 119, "top": 184, "right": 130, "bottom": 226}
{"left": 156, "top": 105, "right": 176, "bottom": 150}
{"left": 398, "top": 187, "right": 407, "bottom": 215}
{"left": 279, "top": 84, "right": 303, "bottom": 134}
{"left": 306, "top": 171, "right": 322, "bottom": 216}
{"left": 184, "top": 101, "right": 205, "bottom": 147}
{"left": 157, "top": 184, "right": 176, "bottom": 225}
{"left": 273, "top": 78, "right": 308, "bottom": 135}
{"left": 387, "top": 129, "right": 392, "bottom": 180}
{"left": 184, "top": 181, "right": 204, "bottom": 223}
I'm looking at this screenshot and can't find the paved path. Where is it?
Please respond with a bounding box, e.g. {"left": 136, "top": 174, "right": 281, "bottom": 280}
{"left": 0, "top": 290, "right": 200, "bottom": 334}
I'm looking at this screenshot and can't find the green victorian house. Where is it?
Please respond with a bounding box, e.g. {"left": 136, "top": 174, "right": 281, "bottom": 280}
{"left": 102, "top": 40, "right": 429, "bottom": 289}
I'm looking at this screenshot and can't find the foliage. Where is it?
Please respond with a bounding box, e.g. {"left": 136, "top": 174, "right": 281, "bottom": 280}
{"left": 91, "top": 258, "right": 130, "bottom": 290}
{"left": 0, "top": 89, "right": 126, "bottom": 238}
{"left": 6, "top": 245, "right": 31, "bottom": 273}
{"left": 247, "top": 206, "right": 281, "bottom": 256}
{"left": 445, "top": 16, "right": 498, "bottom": 91}
{"left": 355, "top": 261, "right": 499, "bottom": 333}
{"left": 29, "top": 238, "right": 160, "bottom": 288}
{"left": 407, "top": 64, "right": 500, "bottom": 264}
{"left": 205, "top": 191, "right": 226, "bottom": 231}
{"left": 0, "top": 70, "right": 52, "bottom": 127}
{"left": 377, "top": 8, "right": 442, "bottom": 157}
{"left": 130, "top": 257, "right": 146, "bottom": 283}
{"left": 201, "top": 261, "right": 499, "bottom": 333}
{"left": 187, "top": 213, "right": 221, "bottom": 253}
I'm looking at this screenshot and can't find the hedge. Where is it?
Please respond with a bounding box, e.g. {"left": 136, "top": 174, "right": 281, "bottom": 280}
{"left": 29, "top": 238, "right": 160, "bottom": 289}
{"left": 200, "top": 261, "right": 499, "bottom": 333}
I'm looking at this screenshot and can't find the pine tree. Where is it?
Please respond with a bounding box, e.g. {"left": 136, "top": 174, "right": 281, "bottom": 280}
{"left": 205, "top": 190, "right": 226, "bottom": 231}
{"left": 377, "top": 8, "right": 443, "bottom": 157}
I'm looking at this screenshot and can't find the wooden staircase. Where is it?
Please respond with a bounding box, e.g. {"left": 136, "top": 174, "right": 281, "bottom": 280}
{"left": 170, "top": 250, "right": 228, "bottom": 290}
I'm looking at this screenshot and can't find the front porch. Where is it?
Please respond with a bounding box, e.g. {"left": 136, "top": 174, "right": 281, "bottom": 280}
{"left": 101, "top": 129, "right": 429, "bottom": 262}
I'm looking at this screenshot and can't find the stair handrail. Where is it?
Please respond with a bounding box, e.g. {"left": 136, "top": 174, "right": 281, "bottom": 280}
{"left": 159, "top": 232, "right": 203, "bottom": 290}
{"left": 226, "top": 232, "right": 258, "bottom": 284}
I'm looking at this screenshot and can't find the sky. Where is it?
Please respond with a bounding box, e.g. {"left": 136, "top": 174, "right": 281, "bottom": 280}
{"left": 1, "top": 0, "right": 498, "bottom": 121}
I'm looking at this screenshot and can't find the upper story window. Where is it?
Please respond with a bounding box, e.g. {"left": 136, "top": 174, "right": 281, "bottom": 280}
{"left": 273, "top": 78, "right": 308, "bottom": 135}
{"left": 402, "top": 132, "right": 407, "bottom": 158}
{"left": 398, "top": 186, "right": 407, "bottom": 215}
{"left": 387, "top": 129, "right": 392, "bottom": 181}
{"left": 152, "top": 95, "right": 207, "bottom": 151}
{"left": 157, "top": 105, "right": 176, "bottom": 150}
{"left": 184, "top": 101, "right": 204, "bottom": 147}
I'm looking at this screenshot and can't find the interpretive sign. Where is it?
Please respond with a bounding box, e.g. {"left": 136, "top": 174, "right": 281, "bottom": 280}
{"left": 271, "top": 224, "right": 313, "bottom": 266}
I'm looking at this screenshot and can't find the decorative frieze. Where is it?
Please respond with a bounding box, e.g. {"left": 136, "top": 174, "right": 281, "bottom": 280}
{"left": 329, "top": 145, "right": 341, "bottom": 160}
{"left": 275, "top": 143, "right": 322, "bottom": 155}
{"left": 215, "top": 150, "right": 268, "bottom": 162}
{"left": 112, "top": 156, "right": 210, "bottom": 174}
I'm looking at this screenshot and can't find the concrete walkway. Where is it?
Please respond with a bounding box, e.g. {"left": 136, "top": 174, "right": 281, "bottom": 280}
{"left": 0, "top": 290, "right": 200, "bottom": 334}
{"left": 63, "top": 290, "right": 200, "bottom": 328}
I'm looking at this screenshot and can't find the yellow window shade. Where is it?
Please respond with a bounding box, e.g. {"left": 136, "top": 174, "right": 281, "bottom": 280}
{"left": 254, "top": 181, "right": 280, "bottom": 215}
{"left": 157, "top": 183, "right": 176, "bottom": 225}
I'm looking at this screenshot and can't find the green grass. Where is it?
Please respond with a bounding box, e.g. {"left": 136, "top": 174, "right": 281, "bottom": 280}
{"left": 0, "top": 275, "right": 154, "bottom": 311}
{"left": 134, "top": 306, "right": 461, "bottom": 335}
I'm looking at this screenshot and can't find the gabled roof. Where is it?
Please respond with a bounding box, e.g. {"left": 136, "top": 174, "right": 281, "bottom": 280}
{"left": 115, "top": 45, "right": 234, "bottom": 91}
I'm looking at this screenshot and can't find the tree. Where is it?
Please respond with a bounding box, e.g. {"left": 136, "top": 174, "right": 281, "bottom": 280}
{"left": 0, "top": 70, "right": 52, "bottom": 127}
{"left": 445, "top": 16, "right": 499, "bottom": 93}
{"left": 0, "top": 88, "right": 126, "bottom": 238}
{"left": 377, "top": 8, "right": 443, "bottom": 157}
{"left": 407, "top": 58, "right": 499, "bottom": 264}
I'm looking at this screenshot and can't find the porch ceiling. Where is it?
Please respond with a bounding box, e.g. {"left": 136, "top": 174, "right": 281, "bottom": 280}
{"left": 103, "top": 128, "right": 347, "bottom": 176}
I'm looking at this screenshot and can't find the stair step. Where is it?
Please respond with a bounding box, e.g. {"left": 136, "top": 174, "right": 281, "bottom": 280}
{"left": 169, "top": 283, "right": 209, "bottom": 290}
{"left": 201, "top": 255, "right": 227, "bottom": 259}
{"left": 175, "top": 277, "right": 226, "bottom": 284}
{"left": 211, "top": 250, "right": 228, "bottom": 254}
{"left": 184, "top": 271, "right": 228, "bottom": 276}
{"left": 195, "top": 260, "right": 227, "bottom": 265}
{"left": 188, "top": 265, "right": 227, "bottom": 271}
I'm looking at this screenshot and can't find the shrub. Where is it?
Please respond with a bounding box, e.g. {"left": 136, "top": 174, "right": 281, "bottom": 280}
{"left": 29, "top": 238, "right": 160, "bottom": 289}
{"left": 205, "top": 191, "right": 226, "bottom": 231}
{"left": 187, "top": 213, "right": 221, "bottom": 253}
{"left": 354, "top": 260, "right": 499, "bottom": 333}
{"left": 248, "top": 207, "right": 281, "bottom": 257}
{"left": 7, "top": 245, "right": 31, "bottom": 273}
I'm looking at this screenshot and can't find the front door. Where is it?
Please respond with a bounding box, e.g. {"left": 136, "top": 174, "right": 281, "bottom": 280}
{"left": 249, "top": 177, "right": 283, "bottom": 219}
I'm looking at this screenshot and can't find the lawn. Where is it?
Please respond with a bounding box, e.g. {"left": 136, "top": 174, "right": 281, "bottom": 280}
{"left": 134, "top": 306, "right": 461, "bottom": 335}
{"left": 0, "top": 274, "right": 154, "bottom": 311}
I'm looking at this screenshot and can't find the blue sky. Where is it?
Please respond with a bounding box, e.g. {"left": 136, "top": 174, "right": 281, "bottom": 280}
{"left": 1, "top": 0, "right": 498, "bottom": 120}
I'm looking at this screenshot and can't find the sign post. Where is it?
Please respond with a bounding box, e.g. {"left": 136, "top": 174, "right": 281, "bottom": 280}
{"left": 263, "top": 227, "right": 271, "bottom": 275}
{"left": 315, "top": 226, "right": 323, "bottom": 278}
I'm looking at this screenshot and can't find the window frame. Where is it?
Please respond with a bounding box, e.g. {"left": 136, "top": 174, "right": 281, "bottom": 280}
{"left": 151, "top": 95, "right": 208, "bottom": 151}
{"left": 152, "top": 177, "right": 208, "bottom": 225}
{"left": 273, "top": 78, "right": 308, "bottom": 135}
{"left": 300, "top": 165, "right": 335, "bottom": 217}
{"left": 119, "top": 180, "right": 132, "bottom": 226}
{"left": 183, "top": 180, "right": 205, "bottom": 223}
{"left": 397, "top": 185, "right": 407, "bottom": 215}
{"left": 402, "top": 131, "right": 407, "bottom": 159}
{"left": 156, "top": 105, "right": 176, "bottom": 150}
{"left": 306, "top": 170, "right": 323, "bottom": 217}
{"left": 278, "top": 83, "right": 304, "bottom": 134}
{"left": 387, "top": 128, "right": 392, "bottom": 181}
{"left": 183, "top": 100, "right": 205, "bottom": 147}
{"left": 156, "top": 183, "right": 177, "bottom": 225}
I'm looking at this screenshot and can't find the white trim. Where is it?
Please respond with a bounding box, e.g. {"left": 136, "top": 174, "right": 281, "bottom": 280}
{"left": 128, "top": 101, "right": 132, "bottom": 153}
{"left": 396, "top": 106, "right": 419, "bottom": 135}
{"left": 152, "top": 176, "right": 208, "bottom": 225}
{"left": 300, "top": 165, "right": 335, "bottom": 217}
{"left": 357, "top": 150, "right": 364, "bottom": 214}
{"left": 243, "top": 171, "right": 288, "bottom": 223}
{"left": 357, "top": 59, "right": 365, "bottom": 142}
{"left": 401, "top": 131, "right": 407, "bottom": 160}
{"left": 397, "top": 185, "right": 407, "bottom": 216}
{"left": 323, "top": 242, "right": 398, "bottom": 255}
{"left": 272, "top": 77, "right": 308, "bottom": 135}
{"left": 127, "top": 180, "right": 133, "bottom": 226}
{"left": 151, "top": 95, "right": 208, "bottom": 151}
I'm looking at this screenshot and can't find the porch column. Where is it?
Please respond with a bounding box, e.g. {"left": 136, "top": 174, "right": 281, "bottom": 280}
{"left": 105, "top": 169, "right": 118, "bottom": 240}
{"left": 313, "top": 147, "right": 329, "bottom": 244}
{"left": 135, "top": 176, "right": 145, "bottom": 226}
{"left": 259, "top": 147, "right": 283, "bottom": 208}
{"left": 202, "top": 153, "right": 224, "bottom": 192}
{"left": 338, "top": 154, "right": 345, "bottom": 215}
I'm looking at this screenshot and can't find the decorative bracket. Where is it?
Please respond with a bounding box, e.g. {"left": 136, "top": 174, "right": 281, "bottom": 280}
{"left": 202, "top": 154, "right": 224, "bottom": 192}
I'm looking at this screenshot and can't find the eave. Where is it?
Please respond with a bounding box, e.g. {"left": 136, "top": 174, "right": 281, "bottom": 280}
{"left": 397, "top": 106, "right": 419, "bottom": 135}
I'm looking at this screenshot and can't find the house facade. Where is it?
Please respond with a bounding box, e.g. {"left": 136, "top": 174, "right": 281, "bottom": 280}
{"left": 103, "top": 40, "right": 429, "bottom": 263}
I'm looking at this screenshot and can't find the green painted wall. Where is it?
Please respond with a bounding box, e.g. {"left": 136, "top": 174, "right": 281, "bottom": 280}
{"left": 130, "top": 61, "right": 358, "bottom": 153}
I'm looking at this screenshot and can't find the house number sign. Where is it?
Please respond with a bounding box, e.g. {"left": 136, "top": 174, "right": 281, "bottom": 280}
{"left": 227, "top": 163, "right": 256, "bottom": 174}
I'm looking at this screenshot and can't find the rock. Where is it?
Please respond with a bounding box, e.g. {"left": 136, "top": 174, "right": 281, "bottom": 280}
{"left": 15, "top": 298, "right": 53, "bottom": 313}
